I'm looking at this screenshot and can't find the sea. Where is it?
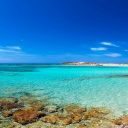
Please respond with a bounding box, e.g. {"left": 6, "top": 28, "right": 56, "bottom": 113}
{"left": 1, "top": 64, "right": 128, "bottom": 117}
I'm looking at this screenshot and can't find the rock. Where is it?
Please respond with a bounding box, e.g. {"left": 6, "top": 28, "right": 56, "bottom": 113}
{"left": 82, "top": 118, "right": 115, "bottom": 128}
{"left": 0, "top": 97, "right": 18, "bottom": 107}
{"left": 108, "top": 124, "right": 128, "bottom": 128}
{"left": 6, "top": 122, "right": 22, "bottom": 128}
{"left": 82, "top": 111, "right": 99, "bottom": 120}
{"left": 75, "top": 122, "right": 86, "bottom": 128}
{"left": 27, "top": 121, "right": 44, "bottom": 128}
{"left": 3, "top": 103, "right": 23, "bottom": 110}
{"left": 42, "top": 114, "right": 60, "bottom": 124}
{"left": 44, "top": 105, "right": 58, "bottom": 113}
{"left": 114, "top": 115, "right": 128, "bottom": 125}
{"left": 27, "top": 104, "right": 45, "bottom": 111}
{"left": 2, "top": 111, "right": 13, "bottom": 117}
{"left": 13, "top": 109, "right": 45, "bottom": 124}
{"left": 42, "top": 114, "right": 75, "bottom": 125}
{"left": 19, "top": 96, "right": 47, "bottom": 105}
{"left": 70, "top": 113, "right": 82, "bottom": 123}
{"left": 57, "top": 117, "right": 72, "bottom": 125}
{"left": 66, "top": 105, "right": 86, "bottom": 114}
{"left": 82, "top": 107, "right": 110, "bottom": 120}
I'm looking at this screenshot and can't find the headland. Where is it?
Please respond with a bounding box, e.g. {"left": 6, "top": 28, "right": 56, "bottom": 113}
{"left": 61, "top": 62, "right": 128, "bottom": 66}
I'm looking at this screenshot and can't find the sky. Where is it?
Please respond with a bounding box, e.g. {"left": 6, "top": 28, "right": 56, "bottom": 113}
{"left": 0, "top": 0, "right": 128, "bottom": 63}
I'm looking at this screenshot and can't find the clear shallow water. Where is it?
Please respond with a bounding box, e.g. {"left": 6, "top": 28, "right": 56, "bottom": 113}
{"left": 1, "top": 64, "right": 128, "bottom": 116}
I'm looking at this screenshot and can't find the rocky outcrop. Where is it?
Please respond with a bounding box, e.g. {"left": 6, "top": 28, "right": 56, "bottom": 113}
{"left": 0, "top": 95, "right": 127, "bottom": 128}
{"left": 13, "top": 109, "right": 45, "bottom": 124}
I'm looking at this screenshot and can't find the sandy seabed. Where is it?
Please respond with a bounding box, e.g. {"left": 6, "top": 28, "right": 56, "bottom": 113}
{"left": 0, "top": 94, "right": 128, "bottom": 128}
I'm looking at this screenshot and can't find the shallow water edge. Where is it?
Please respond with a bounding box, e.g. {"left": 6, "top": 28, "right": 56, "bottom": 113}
{"left": 0, "top": 94, "right": 128, "bottom": 128}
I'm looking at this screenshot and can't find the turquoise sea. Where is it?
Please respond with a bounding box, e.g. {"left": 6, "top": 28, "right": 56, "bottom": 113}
{"left": 1, "top": 64, "right": 128, "bottom": 117}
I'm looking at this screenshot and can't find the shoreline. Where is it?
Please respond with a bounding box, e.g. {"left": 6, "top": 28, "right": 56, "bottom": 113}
{"left": 61, "top": 62, "right": 128, "bottom": 67}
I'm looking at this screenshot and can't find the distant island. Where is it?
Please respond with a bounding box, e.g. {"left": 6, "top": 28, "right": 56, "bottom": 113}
{"left": 61, "top": 62, "right": 128, "bottom": 66}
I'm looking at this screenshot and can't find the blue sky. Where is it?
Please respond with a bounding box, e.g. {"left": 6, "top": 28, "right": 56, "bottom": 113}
{"left": 0, "top": 0, "right": 128, "bottom": 63}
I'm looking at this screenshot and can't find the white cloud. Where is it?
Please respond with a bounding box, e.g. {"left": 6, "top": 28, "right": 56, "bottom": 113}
{"left": 101, "top": 42, "right": 119, "bottom": 47}
{"left": 0, "top": 46, "right": 22, "bottom": 53}
{"left": 104, "top": 53, "right": 121, "bottom": 57}
{"left": 6, "top": 46, "right": 21, "bottom": 50}
{"left": 0, "top": 46, "right": 39, "bottom": 63}
{"left": 0, "top": 49, "right": 20, "bottom": 53}
{"left": 91, "top": 47, "right": 107, "bottom": 51}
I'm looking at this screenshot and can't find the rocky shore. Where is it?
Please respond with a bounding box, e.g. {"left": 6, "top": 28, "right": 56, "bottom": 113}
{"left": 0, "top": 95, "right": 128, "bottom": 128}
{"left": 61, "top": 62, "right": 128, "bottom": 66}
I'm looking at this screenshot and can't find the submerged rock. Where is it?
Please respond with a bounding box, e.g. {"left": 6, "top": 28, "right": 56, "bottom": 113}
{"left": 70, "top": 113, "right": 82, "bottom": 123}
{"left": 42, "top": 114, "right": 73, "bottom": 125}
{"left": 2, "top": 103, "right": 23, "bottom": 110}
{"left": 6, "top": 122, "right": 22, "bottom": 128}
{"left": 82, "top": 107, "right": 111, "bottom": 120}
{"left": 109, "top": 125, "right": 128, "bottom": 128}
{"left": 114, "top": 115, "right": 128, "bottom": 125}
{"left": 57, "top": 117, "right": 72, "bottom": 125}
{"left": 27, "top": 121, "right": 46, "bottom": 128}
{"left": 18, "top": 96, "right": 48, "bottom": 106}
{"left": 2, "top": 111, "right": 13, "bottom": 117}
{"left": 42, "top": 114, "right": 60, "bottom": 124}
{"left": 44, "top": 105, "right": 58, "bottom": 113}
{"left": 0, "top": 97, "right": 18, "bottom": 107}
{"left": 13, "top": 109, "right": 45, "bottom": 124}
{"left": 27, "top": 104, "right": 45, "bottom": 111}
{"left": 66, "top": 105, "right": 86, "bottom": 115}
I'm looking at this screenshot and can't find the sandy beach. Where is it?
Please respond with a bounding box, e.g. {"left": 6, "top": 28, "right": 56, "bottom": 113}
{"left": 61, "top": 62, "right": 128, "bottom": 66}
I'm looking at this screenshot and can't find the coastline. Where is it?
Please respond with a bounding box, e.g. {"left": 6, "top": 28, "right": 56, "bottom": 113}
{"left": 61, "top": 62, "right": 128, "bottom": 67}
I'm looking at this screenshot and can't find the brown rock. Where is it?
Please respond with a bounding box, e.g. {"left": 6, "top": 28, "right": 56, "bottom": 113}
{"left": 113, "top": 119, "right": 122, "bottom": 125}
{"left": 57, "top": 117, "right": 72, "bottom": 125}
{"left": 13, "top": 109, "right": 45, "bottom": 124}
{"left": 82, "top": 107, "right": 110, "bottom": 120}
{"left": 120, "top": 115, "right": 128, "bottom": 125}
{"left": 42, "top": 114, "right": 60, "bottom": 124}
{"left": 114, "top": 115, "right": 128, "bottom": 125}
{"left": 2, "top": 111, "right": 12, "bottom": 117}
{"left": 82, "top": 111, "right": 99, "bottom": 120}
{"left": 42, "top": 114, "right": 76, "bottom": 125}
{"left": 77, "top": 123, "right": 86, "bottom": 128}
{"left": 70, "top": 113, "right": 82, "bottom": 123}
{"left": 66, "top": 105, "right": 86, "bottom": 114}
{"left": 28, "top": 104, "right": 45, "bottom": 111}
{"left": 3, "top": 103, "right": 23, "bottom": 110}
{"left": 0, "top": 97, "right": 17, "bottom": 106}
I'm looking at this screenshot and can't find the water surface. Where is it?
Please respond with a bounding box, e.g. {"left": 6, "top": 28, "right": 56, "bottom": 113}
{"left": 1, "top": 64, "right": 128, "bottom": 116}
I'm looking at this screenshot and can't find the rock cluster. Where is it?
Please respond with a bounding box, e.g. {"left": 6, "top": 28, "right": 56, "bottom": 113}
{"left": 0, "top": 96, "right": 128, "bottom": 128}
{"left": 13, "top": 109, "right": 45, "bottom": 124}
